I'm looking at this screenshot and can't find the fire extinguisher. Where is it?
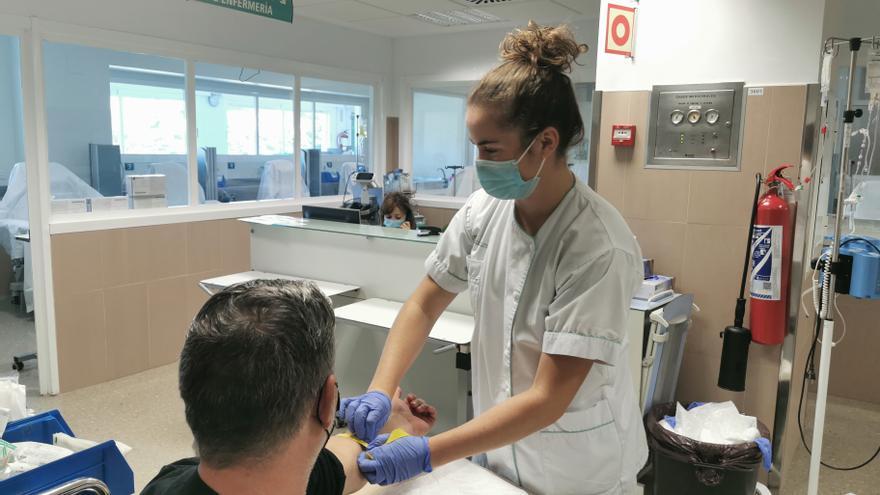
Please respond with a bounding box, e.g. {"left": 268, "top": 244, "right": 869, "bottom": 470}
{"left": 749, "top": 165, "right": 796, "bottom": 345}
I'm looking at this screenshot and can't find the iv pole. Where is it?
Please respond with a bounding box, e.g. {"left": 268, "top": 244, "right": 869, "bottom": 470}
{"left": 806, "top": 37, "right": 863, "bottom": 495}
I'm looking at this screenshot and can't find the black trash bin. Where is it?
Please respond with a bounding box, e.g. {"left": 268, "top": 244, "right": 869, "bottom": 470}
{"left": 645, "top": 403, "right": 768, "bottom": 495}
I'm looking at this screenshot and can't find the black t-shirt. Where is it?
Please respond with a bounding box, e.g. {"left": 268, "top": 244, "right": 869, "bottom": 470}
{"left": 141, "top": 449, "right": 345, "bottom": 495}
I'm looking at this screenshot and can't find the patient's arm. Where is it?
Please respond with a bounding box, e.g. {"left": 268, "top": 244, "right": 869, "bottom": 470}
{"left": 328, "top": 390, "right": 437, "bottom": 494}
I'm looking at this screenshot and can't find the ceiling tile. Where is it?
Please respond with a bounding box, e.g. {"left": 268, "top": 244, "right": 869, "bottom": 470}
{"left": 358, "top": 0, "right": 462, "bottom": 16}
{"left": 295, "top": 1, "right": 397, "bottom": 22}
{"left": 478, "top": 0, "right": 582, "bottom": 23}
{"left": 356, "top": 15, "right": 450, "bottom": 37}
{"left": 552, "top": 0, "right": 600, "bottom": 16}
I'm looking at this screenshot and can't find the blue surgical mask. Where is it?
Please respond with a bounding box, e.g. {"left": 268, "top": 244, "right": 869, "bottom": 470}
{"left": 384, "top": 217, "right": 405, "bottom": 228}
{"left": 475, "top": 137, "right": 547, "bottom": 200}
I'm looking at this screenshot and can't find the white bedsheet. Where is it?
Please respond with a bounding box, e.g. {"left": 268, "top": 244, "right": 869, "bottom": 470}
{"left": 356, "top": 459, "right": 526, "bottom": 495}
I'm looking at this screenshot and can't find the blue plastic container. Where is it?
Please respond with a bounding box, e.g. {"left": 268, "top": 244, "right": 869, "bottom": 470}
{"left": 1, "top": 410, "right": 134, "bottom": 495}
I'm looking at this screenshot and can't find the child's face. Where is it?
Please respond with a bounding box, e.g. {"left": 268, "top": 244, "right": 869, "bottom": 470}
{"left": 385, "top": 207, "right": 406, "bottom": 221}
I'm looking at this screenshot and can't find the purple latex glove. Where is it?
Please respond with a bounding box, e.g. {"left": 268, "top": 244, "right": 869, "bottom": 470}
{"left": 358, "top": 434, "right": 432, "bottom": 486}
{"left": 338, "top": 391, "right": 391, "bottom": 442}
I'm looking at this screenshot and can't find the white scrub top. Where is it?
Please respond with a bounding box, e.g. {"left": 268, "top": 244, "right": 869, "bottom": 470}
{"left": 426, "top": 180, "right": 648, "bottom": 495}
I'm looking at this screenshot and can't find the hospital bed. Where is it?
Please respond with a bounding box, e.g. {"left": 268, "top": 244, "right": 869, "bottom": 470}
{"left": 0, "top": 162, "right": 102, "bottom": 313}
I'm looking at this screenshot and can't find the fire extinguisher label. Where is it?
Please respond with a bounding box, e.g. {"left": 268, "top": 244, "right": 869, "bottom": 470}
{"left": 750, "top": 225, "right": 782, "bottom": 300}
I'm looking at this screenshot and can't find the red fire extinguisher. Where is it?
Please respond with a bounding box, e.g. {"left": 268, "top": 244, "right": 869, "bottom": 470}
{"left": 749, "top": 165, "right": 796, "bottom": 345}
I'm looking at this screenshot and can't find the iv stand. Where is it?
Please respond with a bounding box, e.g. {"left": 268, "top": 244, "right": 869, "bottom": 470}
{"left": 806, "top": 37, "right": 863, "bottom": 495}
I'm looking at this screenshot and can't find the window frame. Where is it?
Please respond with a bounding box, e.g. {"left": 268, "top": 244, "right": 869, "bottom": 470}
{"left": 29, "top": 18, "right": 383, "bottom": 234}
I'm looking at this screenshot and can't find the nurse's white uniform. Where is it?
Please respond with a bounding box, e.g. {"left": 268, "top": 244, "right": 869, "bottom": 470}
{"left": 425, "top": 180, "right": 648, "bottom": 495}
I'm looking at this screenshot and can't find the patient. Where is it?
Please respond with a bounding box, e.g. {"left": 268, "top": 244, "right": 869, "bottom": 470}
{"left": 142, "top": 280, "right": 436, "bottom": 495}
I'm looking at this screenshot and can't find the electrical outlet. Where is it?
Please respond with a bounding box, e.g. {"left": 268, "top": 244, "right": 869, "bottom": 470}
{"left": 124, "top": 162, "right": 135, "bottom": 171}
{"left": 227, "top": 162, "right": 235, "bottom": 170}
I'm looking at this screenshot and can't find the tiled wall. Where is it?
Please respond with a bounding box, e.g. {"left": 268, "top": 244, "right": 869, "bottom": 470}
{"left": 595, "top": 86, "right": 809, "bottom": 433}
{"left": 51, "top": 218, "right": 252, "bottom": 392}
{"left": 419, "top": 206, "right": 458, "bottom": 229}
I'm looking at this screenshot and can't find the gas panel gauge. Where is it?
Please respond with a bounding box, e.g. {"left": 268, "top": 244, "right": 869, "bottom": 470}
{"left": 687, "top": 109, "right": 702, "bottom": 124}
{"left": 705, "top": 109, "right": 720, "bottom": 125}
{"left": 670, "top": 110, "right": 685, "bottom": 125}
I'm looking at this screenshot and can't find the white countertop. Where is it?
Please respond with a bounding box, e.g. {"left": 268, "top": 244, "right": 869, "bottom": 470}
{"left": 335, "top": 298, "right": 474, "bottom": 345}
{"left": 199, "top": 271, "right": 360, "bottom": 298}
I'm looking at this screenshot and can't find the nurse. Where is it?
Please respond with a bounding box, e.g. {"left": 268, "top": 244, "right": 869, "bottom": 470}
{"left": 343, "top": 22, "right": 648, "bottom": 494}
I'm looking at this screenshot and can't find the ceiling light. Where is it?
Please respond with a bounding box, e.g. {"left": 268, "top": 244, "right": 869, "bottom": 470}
{"left": 459, "top": 0, "right": 518, "bottom": 4}
{"left": 410, "top": 8, "right": 505, "bottom": 27}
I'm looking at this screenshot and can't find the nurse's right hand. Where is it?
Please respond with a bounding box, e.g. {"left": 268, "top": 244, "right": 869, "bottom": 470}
{"left": 338, "top": 390, "right": 392, "bottom": 442}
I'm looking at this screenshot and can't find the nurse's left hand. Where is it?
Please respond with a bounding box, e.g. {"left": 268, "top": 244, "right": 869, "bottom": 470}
{"left": 358, "top": 435, "right": 432, "bottom": 485}
{"left": 338, "top": 391, "right": 392, "bottom": 441}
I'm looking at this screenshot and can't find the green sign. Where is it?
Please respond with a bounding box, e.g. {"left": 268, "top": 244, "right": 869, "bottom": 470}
{"left": 195, "top": 0, "right": 293, "bottom": 23}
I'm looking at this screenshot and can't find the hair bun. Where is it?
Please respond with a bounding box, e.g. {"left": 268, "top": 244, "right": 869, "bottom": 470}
{"left": 500, "top": 21, "right": 588, "bottom": 74}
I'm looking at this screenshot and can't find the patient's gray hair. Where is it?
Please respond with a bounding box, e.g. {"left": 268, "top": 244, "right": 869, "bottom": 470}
{"left": 179, "top": 279, "right": 335, "bottom": 468}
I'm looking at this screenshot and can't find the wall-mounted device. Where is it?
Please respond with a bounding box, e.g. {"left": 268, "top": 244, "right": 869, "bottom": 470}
{"left": 612, "top": 125, "right": 636, "bottom": 147}
{"left": 646, "top": 82, "right": 745, "bottom": 170}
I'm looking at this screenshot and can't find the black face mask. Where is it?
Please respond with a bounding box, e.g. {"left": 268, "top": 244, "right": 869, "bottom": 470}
{"left": 316, "top": 382, "right": 347, "bottom": 449}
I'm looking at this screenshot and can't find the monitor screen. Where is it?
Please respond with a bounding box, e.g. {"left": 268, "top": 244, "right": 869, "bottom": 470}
{"left": 302, "top": 205, "right": 361, "bottom": 224}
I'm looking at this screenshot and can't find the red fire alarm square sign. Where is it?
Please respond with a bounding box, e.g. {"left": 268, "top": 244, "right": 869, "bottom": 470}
{"left": 605, "top": 3, "right": 636, "bottom": 57}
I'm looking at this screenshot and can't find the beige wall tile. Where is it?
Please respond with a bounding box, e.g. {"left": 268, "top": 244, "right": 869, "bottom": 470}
{"left": 677, "top": 224, "right": 750, "bottom": 354}
{"left": 421, "top": 207, "right": 458, "bottom": 229}
{"left": 186, "top": 221, "right": 222, "bottom": 274}
{"left": 625, "top": 218, "right": 686, "bottom": 278}
{"left": 51, "top": 232, "right": 104, "bottom": 295}
{"left": 764, "top": 86, "right": 808, "bottom": 176}
{"left": 216, "top": 219, "right": 251, "bottom": 273}
{"left": 185, "top": 270, "right": 226, "bottom": 322}
{"left": 98, "top": 229, "right": 132, "bottom": 289}
{"left": 739, "top": 92, "right": 773, "bottom": 175}
{"left": 687, "top": 170, "right": 762, "bottom": 227}
{"left": 148, "top": 277, "right": 191, "bottom": 368}
{"left": 105, "top": 284, "right": 150, "bottom": 379}
{"left": 55, "top": 291, "right": 108, "bottom": 391}
{"left": 628, "top": 91, "right": 652, "bottom": 169}
{"left": 622, "top": 168, "right": 691, "bottom": 222}
{"left": 126, "top": 224, "right": 187, "bottom": 282}
{"left": 594, "top": 92, "right": 632, "bottom": 209}
{"left": 827, "top": 297, "right": 880, "bottom": 404}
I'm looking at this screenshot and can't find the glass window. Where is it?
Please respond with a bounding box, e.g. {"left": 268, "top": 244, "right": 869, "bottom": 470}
{"left": 570, "top": 82, "right": 595, "bottom": 184}
{"left": 195, "top": 63, "right": 296, "bottom": 203}
{"left": 43, "top": 42, "right": 189, "bottom": 208}
{"left": 300, "top": 78, "right": 373, "bottom": 198}
{"left": 110, "top": 82, "right": 187, "bottom": 155}
{"left": 412, "top": 89, "right": 475, "bottom": 197}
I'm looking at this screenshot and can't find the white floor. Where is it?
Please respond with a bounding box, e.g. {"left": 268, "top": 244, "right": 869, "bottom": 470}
{"left": 780, "top": 394, "right": 880, "bottom": 495}
{"left": 29, "top": 363, "right": 194, "bottom": 492}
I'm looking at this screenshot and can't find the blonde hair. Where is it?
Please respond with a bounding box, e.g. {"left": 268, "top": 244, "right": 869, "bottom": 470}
{"left": 469, "top": 21, "right": 589, "bottom": 155}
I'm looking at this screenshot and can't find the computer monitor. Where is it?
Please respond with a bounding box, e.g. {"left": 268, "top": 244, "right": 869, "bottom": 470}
{"left": 302, "top": 205, "right": 361, "bottom": 224}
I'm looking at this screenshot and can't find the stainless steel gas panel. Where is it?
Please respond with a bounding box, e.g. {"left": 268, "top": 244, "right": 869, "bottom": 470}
{"left": 647, "top": 82, "right": 745, "bottom": 170}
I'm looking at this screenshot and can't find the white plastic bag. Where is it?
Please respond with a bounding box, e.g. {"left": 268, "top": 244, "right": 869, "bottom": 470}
{"left": 53, "top": 432, "right": 133, "bottom": 457}
{"left": 670, "top": 401, "right": 760, "bottom": 445}
{"left": 0, "top": 379, "right": 26, "bottom": 421}
{"left": 0, "top": 442, "right": 74, "bottom": 480}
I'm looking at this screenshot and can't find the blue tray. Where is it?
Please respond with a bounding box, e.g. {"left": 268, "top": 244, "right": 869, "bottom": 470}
{"left": 2, "top": 410, "right": 134, "bottom": 495}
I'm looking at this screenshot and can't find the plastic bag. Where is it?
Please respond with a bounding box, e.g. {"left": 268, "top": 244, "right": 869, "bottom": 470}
{"left": 646, "top": 403, "right": 770, "bottom": 485}
{"left": 0, "top": 378, "right": 26, "bottom": 421}
{"left": 53, "top": 433, "right": 133, "bottom": 457}
{"left": 664, "top": 401, "right": 761, "bottom": 445}
{"left": 0, "top": 442, "right": 74, "bottom": 481}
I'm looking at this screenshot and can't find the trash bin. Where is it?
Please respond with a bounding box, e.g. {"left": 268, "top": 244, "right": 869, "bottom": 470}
{"left": 645, "top": 403, "right": 768, "bottom": 495}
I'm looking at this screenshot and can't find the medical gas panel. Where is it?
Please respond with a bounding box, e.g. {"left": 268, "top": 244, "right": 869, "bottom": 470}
{"left": 646, "top": 82, "right": 745, "bottom": 170}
